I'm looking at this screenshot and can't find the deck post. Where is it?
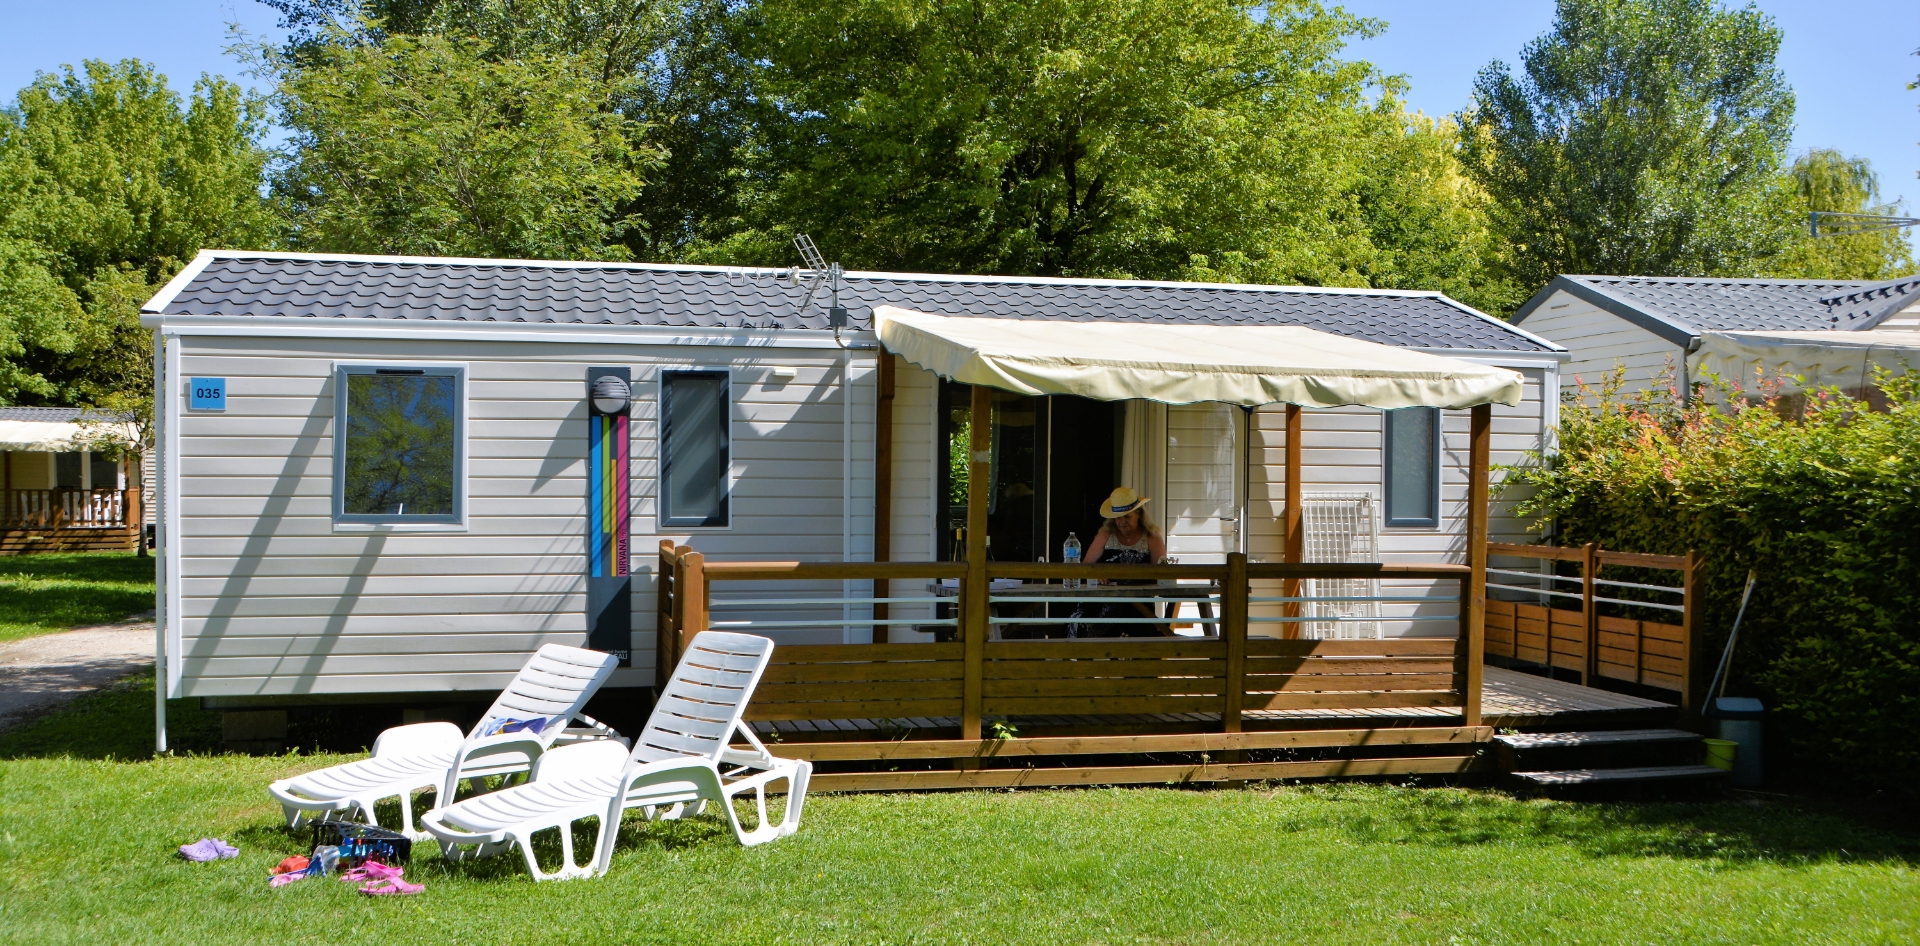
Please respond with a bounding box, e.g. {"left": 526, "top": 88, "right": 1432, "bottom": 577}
{"left": 1463, "top": 404, "right": 1490, "bottom": 729}
{"left": 679, "top": 551, "right": 707, "bottom": 667}
{"left": 1223, "top": 552, "right": 1248, "bottom": 736}
{"left": 872, "top": 354, "right": 895, "bottom": 643}
{"left": 1281, "top": 404, "right": 1304, "bottom": 636}
{"left": 1581, "top": 542, "right": 1597, "bottom": 684}
{"left": 962, "top": 384, "right": 992, "bottom": 742}
{"left": 127, "top": 486, "right": 143, "bottom": 555}
{"left": 656, "top": 541, "right": 677, "bottom": 690}
{"left": 1681, "top": 549, "right": 1701, "bottom": 713}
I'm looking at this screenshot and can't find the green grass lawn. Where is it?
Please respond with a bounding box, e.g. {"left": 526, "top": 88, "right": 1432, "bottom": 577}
{"left": 0, "top": 550, "right": 155, "bottom": 643}
{"left": 2, "top": 675, "right": 1916, "bottom": 944}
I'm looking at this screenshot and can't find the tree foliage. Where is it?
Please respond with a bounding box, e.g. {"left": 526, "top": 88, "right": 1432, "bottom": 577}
{"left": 1765, "top": 149, "right": 1916, "bottom": 280}
{"left": 1460, "top": 0, "right": 1798, "bottom": 296}
{"left": 0, "top": 59, "right": 272, "bottom": 412}
{"left": 719, "top": 0, "right": 1382, "bottom": 281}
{"left": 1509, "top": 369, "right": 1920, "bottom": 796}
{"left": 258, "top": 24, "right": 661, "bottom": 259}
{"left": 259, "top": 0, "right": 751, "bottom": 263}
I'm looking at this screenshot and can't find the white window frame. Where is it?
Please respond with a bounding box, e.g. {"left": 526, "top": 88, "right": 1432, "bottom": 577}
{"left": 331, "top": 362, "right": 469, "bottom": 532}
{"left": 1381, "top": 406, "right": 1441, "bottom": 530}
{"left": 657, "top": 367, "right": 735, "bottom": 530}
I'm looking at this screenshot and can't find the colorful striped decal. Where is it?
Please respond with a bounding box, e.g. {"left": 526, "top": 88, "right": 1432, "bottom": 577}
{"left": 588, "top": 410, "right": 630, "bottom": 578}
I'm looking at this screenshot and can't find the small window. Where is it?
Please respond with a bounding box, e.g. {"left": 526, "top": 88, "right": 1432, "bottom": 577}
{"left": 333, "top": 365, "right": 464, "bottom": 524}
{"left": 1383, "top": 407, "right": 1439, "bottom": 528}
{"left": 89, "top": 453, "right": 120, "bottom": 490}
{"left": 660, "top": 370, "right": 730, "bottom": 528}
{"left": 55, "top": 452, "right": 82, "bottom": 489}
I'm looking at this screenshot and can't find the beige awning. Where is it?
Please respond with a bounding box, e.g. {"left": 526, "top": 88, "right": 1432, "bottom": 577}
{"left": 874, "top": 306, "right": 1524, "bottom": 408}
{"left": 1691, "top": 329, "right": 1920, "bottom": 394}
{"left": 0, "top": 420, "right": 136, "bottom": 452}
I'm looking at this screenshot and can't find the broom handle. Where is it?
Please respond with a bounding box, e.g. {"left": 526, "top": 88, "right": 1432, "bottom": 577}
{"left": 1703, "top": 570, "right": 1757, "bottom": 716}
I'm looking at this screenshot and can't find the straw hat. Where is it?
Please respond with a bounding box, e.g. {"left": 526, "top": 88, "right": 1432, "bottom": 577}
{"left": 1099, "top": 487, "right": 1152, "bottom": 519}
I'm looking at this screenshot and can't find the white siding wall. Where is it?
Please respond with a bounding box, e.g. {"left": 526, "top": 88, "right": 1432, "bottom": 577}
{"left": 1164, "top": 402, "right": 1241, "bottom": 563}
{"left": 1520, "top": 290, "right": 1685, "bottom": 395}
{"left": 172, "top": 334, "right": 875, "bottom": 698}
{"left": 879, "top": 360, "right": 940, "bottom": 637}
{"left": 1245, "top": 366, "right": 1550, "bottom": 637}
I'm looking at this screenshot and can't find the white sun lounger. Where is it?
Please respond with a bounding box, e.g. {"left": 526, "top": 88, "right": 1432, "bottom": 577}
{"left": 420, "top": 631, "right": 810, "bottom": 881}
{"left": 267, "top": 643, "right": 623, "bottom": 838}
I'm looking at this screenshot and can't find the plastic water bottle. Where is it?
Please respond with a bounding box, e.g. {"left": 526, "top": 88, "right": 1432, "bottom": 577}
{"left": 1062, "top": 533, "right": 1082, "bottom": 589}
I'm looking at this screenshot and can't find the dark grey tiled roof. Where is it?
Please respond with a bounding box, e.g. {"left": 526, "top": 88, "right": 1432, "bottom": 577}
{"left": 0, "top": 407, "right": 91, "bottom": 423}
{"left": 1519, "top": 274, "right": 1920, "bottom": 340}
{"left": 1814, "top": 274, "right": 1920, "bottom": 326}
{"left": 149, "top": 253, "right": 1559, "bottom": 353}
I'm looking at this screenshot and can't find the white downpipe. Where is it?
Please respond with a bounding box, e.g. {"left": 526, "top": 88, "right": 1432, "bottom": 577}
{"left": 152, "top": 329, "right": 167, "bottom": 754}
{"left": 842, "top": 348, "right": 854, "bottom": 643}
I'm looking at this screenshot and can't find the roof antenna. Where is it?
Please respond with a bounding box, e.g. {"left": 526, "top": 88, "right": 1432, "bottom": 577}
{"left": 793, "top": 233, "right": 854, "bottom": 345}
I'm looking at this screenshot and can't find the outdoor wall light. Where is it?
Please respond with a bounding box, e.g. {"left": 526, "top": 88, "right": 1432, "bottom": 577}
{"left": 590, "top": 376, "right": 631, "bottom": 415}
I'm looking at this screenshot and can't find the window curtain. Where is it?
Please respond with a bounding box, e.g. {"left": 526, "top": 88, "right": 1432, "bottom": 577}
{"left": 1118, "top": 399, "right": 1167, "bottom": 518}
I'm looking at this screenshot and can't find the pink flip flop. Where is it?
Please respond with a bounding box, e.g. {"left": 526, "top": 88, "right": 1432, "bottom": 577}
{"left": 339, "top": 861, "right": 424, "bottom": 896}
{"left": 360, "top": 876, "right": 425, "bottom": 896}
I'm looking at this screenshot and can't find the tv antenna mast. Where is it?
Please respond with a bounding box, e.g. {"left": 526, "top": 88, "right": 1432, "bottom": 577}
{"left": 1810, "top": 211, "right": 1920, "bottom": 238}
{"left": 792, "top": 233, "right": 847, "bottom": 331}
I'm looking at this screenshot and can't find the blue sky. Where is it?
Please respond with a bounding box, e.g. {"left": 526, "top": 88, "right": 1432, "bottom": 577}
{"left": 1342, "top": 1, "right": 1920, "bottom": 216}
{"left": 3, "top": 1, "right": 1917, "bottom": 222}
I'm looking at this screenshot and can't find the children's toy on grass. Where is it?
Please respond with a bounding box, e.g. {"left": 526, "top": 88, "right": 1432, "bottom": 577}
{"left": 310, "top": 819, "right": 412, "bottom": 868}
{"left": 271, "top": 821, "right": 417, "bottom": 889}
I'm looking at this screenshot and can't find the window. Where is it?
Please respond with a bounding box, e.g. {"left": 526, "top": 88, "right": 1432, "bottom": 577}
{"left": 55, "top": 452, "right": 82, "bottom": 489}
{"left": 660, "top": 370, "right": 730, "bottom": 527}
{"left": 333, "top": 365, "right": 464, "bottom": 524}
{"left": 89, "top": 453, "right": 119, "bottom": 490}
{"left": 1383, "top": 407, "right": 1440, "bottom": 528}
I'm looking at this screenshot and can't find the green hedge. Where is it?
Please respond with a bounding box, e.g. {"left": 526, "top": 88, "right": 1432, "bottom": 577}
{"left": 1507, "top": 371, "right": 1920, "bottom": 795}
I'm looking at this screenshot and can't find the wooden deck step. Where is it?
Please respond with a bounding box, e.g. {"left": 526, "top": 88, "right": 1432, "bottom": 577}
{"left": 1511, "top": 765, "right": 1727, "bottom": 787}
{"left": 1495, "top": 728, "right": 1700, "bottom": 751}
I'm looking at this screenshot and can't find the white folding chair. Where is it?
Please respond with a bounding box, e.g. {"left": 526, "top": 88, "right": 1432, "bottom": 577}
{"left": 268, "top": 643, "right": 623, "bottom": 838}
{"left": 421, "top": 632, "right": 810, "bottom": 880}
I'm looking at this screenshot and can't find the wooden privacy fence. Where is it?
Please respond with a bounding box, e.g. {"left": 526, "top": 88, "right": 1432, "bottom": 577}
{"left": 653, "top": 544, "right": 1490, "bottom": 790}
{"left": 1482, "top": 542, "right": 1698, "bottom": 709}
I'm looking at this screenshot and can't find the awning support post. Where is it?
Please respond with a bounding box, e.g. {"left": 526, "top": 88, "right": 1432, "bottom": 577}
{"left": 1463, "top": 404, "right": 1491, "bottom": 729}
{"left": 961, "top": 384, "right": 992, "bottom": 742}
{"left": 1281, "top": 404, "right": 1304, "bottom": 637}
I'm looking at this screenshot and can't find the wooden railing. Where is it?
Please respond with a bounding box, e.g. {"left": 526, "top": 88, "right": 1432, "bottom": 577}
{"left": 3, "top": 488, "right": 137, "bottom": 529}
{"left": 654, "top": 545, "right": 1480, "bottom": 736}
{"left": 1483, "top": 542, "right": 1698, "bottom": 709}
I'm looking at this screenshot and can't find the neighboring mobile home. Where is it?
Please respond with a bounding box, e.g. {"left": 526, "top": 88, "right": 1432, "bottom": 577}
{"left": 1511, "top": 273, "right": 1920, "bottom": 396}
{"left": 1, "top": 407, "right": 142, "bottom": 554}
{"left": 141, "top": 250, "right": 1565, "bottom": 708}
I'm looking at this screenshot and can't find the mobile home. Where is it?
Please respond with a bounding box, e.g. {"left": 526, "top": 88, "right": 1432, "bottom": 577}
{"left": 142, "top": 250, "right": 1565, "bottom": 713}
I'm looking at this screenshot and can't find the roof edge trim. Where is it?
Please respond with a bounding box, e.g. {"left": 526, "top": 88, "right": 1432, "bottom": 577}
{"left": 169, "top": 248, "right": 1478, "bottom": 302}
{"left": 1432, "top": 295, "right": 1565, "bottom": 353}
{"left": 1514, "top": 276, "right": 1697, "bottom": 347}
{"left": 142, "top": 250, "right": 218, "bottom": 315}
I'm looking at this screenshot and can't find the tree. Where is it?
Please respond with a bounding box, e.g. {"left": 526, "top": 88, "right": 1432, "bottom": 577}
{"left": 257, "top": 0, "right": 749, "bottom": 263}
{"left": 0, "top": 239, "right": 79, "bottom": 403}
{"left": 715, "top": 0, "right": 1393, "bottom": 281}
{"left": 1459, "top": 0, "right": 1797, "bottom": 297}
{"left": 1766, "top": 150, "right": 1915, "bottom": 280}
{"left": 1344, "top": 108, "right": 1520, "bottom": 315}
{"left": 258, "top": 24, "right": 662, "bottom": 259}
{"left": 0, "top": 59, "right": 274, "bottom": 412}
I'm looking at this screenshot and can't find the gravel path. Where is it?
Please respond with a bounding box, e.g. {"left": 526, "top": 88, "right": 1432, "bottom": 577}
{"left": 0, "top": 621, "right": 156, "bottom": 731}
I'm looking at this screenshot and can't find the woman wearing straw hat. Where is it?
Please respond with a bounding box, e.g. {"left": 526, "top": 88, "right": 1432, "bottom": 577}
{"left": 1071, "top": 487, "right": 1169, "bottom": 637}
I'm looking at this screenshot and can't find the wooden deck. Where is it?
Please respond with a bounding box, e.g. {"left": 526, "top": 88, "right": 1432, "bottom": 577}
{"left": 749, "top": 665, "right": 1675, "bottom": 743}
